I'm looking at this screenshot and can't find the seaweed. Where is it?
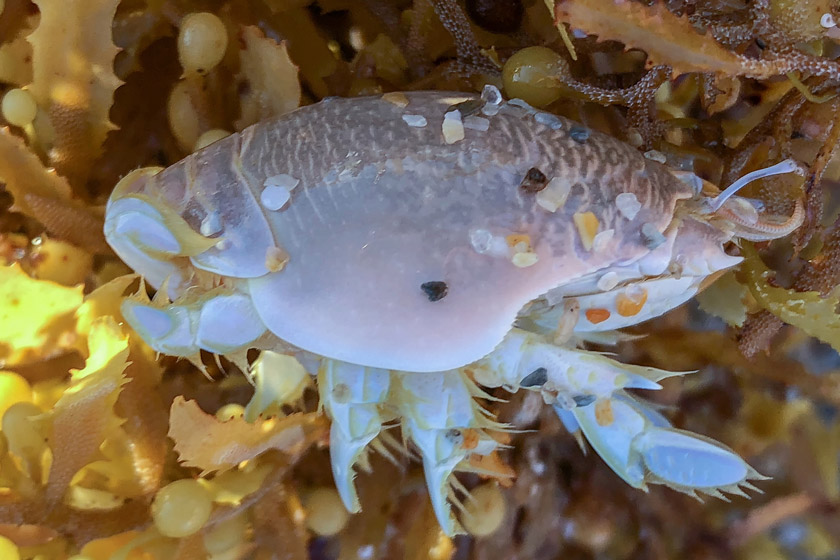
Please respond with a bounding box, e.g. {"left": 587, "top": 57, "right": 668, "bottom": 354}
{"left": 2, "top": 0, "right": 840, "bottom": 557}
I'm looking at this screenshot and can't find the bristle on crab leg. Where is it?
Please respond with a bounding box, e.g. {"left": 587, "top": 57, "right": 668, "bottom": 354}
{"left": 318, "top": 360, "right": 391, "bottom": 512}
{"left": 396, "top": 371, "right": 505, "bottom": 535}
{"left": 557, "top": 391, "right": 767, "bottom": 496}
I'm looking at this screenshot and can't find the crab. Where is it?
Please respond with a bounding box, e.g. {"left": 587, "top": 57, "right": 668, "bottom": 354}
{"left": 103, "top": 86, "right": 804, "bottom": 534}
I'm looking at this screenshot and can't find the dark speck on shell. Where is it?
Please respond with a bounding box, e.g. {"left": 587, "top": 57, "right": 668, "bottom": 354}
{"left": 421, "top": 281, "right": 449, "bottom": 302}
{"left": 520, "top": 167, "right": 548, "bottom": 193}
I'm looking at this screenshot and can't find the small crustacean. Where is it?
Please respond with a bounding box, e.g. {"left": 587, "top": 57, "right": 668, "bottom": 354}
{"left": 103, "top": 86, "right": 804, "bottom": 534}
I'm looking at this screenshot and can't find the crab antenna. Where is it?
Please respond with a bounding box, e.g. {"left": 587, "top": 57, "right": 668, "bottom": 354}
{"left": 708, "top": 159, "right": 802, "bottom": 212}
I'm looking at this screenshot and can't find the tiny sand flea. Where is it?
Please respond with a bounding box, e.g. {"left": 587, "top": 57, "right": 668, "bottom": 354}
{"left": 442, "top": 110, "right": 465, "bottom": 144}
{"left": 402, "top": 114, "right": 427, "bottom": 127}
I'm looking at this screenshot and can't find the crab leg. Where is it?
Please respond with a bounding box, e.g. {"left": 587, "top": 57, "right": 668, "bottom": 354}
{"left": 395, "top": 371, "right": 503, "bottom": 535}
{"left": 318, "top": 360, "right": 392, "bottom": 513}
{"left": 555, "top": 391, "right": 766, "bottom": 496}
{"left": 474, "top": 329, "right": 672, "bottom": 404}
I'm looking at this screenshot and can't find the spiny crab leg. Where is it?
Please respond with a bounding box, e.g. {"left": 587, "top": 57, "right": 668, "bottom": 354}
{"left": 474, "top": 329, "right": 674, "bottom": 403}
{"left": 318, "top": 360, "right": 392, "bottom": 514}
{"left": 319, "top": 360, "right": 505, "bottom": 535}
{"left": 396, "top": 371, "right": 504, "bottom": 534}
{"left": 474, "top": 329, "right": 764, "bottom": 497}
{"left": 555, "top": 392, "right": 768, "bottom": 497}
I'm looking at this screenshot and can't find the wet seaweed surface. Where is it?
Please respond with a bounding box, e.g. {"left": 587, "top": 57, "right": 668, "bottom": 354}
{"left": 2, "top": 0, "right": 840, "bottom": 558}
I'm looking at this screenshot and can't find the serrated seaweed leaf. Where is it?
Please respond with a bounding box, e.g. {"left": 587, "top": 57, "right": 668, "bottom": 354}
{"left": 46, "top": 318, "right": 130, "bottom": 505}
{"left": 27, "top": 0, "right": 123, "bottom": 188}
{"left": 169, "top": 397, "right": 327, "bottom": 475}
{"left": 234, "top": 25, "right": 301, "bottom": 130}
{"left": 552, "top": 0, "right": 835, "bottom": 79}
{"left": 0, "top": 127, "right": 72, "bottom": 215}
{"left": 742, "top": 244, "right": 840, "bottom": 353}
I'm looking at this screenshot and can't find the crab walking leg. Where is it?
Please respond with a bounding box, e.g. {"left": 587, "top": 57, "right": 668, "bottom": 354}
{"left": 555, "top": 392, "right": 766, "bottom": 496}
{"left": 396, "top": 371, "right": 503, "bottom": 535}
{"left": 318, "top": 360, "right": 392, "bottom": 513}
{"left": 474, "top": 328, "right": 674, "bottom": 403}
{"left": 120, "top": 290, "right": 266, "bottom": 356}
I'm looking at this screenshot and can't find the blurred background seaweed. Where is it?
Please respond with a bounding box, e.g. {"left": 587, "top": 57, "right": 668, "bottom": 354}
{"left": 2, "top": 0, "right": 840, "bottom": 558}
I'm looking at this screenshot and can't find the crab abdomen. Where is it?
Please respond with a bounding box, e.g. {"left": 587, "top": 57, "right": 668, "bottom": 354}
{"left": 123, "top": 92, "right": 694, "bottom": 371}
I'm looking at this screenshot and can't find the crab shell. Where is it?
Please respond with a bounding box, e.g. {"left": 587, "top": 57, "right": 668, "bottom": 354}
{"left": 104, "top": 90, "right": 795, "bottom": 534}
{"left": 105, "top": 90, "right": 739, "bottom": 372}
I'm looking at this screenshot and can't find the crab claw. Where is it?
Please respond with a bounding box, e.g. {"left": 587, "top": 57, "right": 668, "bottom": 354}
{"left": 556, "top": 391, "right": 766, "bottom": 497}
{"left": 318, "top": 360, "right": 392, "bottom": 513}
{"left": 121, "top": 289, "right": 266, "bottom": 357}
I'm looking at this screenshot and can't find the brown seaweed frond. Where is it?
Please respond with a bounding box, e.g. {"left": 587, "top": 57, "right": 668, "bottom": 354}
{"left": 553, "top": 0, "right": 840, "bottom": 80}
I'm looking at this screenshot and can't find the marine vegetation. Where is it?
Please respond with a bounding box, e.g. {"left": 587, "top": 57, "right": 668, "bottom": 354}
{"left": 1, "top": 0, "right": 840, "bottom": 559}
